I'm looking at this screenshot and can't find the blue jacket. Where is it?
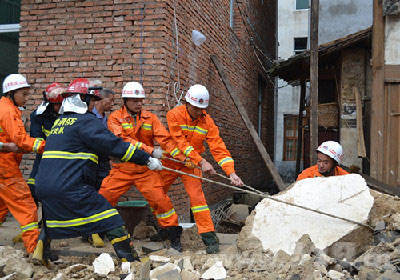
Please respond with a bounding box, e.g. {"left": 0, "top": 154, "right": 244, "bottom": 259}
{"left": 35, "top": 111, "right": 150, "bottom": 239}
{"left": 27, "top": 108, "right": 58, "bottom": 192}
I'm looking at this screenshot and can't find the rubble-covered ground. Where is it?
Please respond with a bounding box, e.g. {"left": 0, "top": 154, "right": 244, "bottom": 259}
{"left": 2, "top": 188, "right": 400, "bottom": 279}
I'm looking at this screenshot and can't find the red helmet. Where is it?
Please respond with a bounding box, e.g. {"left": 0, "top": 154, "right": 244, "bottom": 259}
{"left": 65, "top": 78, "right": 90, "bottom": 95}
{"left": 45, "top": 82, "right": 65, "bottom": 103}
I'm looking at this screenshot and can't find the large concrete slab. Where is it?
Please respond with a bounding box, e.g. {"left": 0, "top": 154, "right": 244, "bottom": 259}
{"left": 240, "top": 174, "right": 374, "bottom": 255}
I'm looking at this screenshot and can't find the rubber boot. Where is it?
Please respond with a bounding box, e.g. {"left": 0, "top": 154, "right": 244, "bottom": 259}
{"left": 111, "top": 237, "right": 140, "bottom": 262}
{"left": 12, "top": 232, "right": 23, "bottom": 243}
{"left": 88, "top": 233, "right": 105, "bottom": 247}
{"left": 149, "top": 228, "right": 168, "bottom": 242}
{"left": 201, "top": 232, "right": 219, "bottom": 254}
{"left": 32, "top": 229, "right": 52, "bottom": 267}
{"left": 168, "top": 226, "right": 182, "bottom": 252}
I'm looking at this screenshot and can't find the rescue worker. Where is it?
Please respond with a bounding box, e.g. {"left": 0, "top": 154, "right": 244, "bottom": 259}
{"left": 99, "top": 81, "right": 187, "bottom": 252}
{"left": 159, "top": 84, "right": 244, "bottom": 254}
{"left": 297, "top": 141, "right": 349, "bottom": 180}
{"left": 32, "top": 78, "right": 162, "bottom": 265}
{"left": 27, "top": 82, "right": 65, "bottom": 205}
{"left": 0, "top": 74, "right": 46, "bottom": 254}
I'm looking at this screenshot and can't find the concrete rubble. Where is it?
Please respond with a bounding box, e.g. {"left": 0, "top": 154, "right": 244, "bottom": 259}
{"left": 1, "top": 175, "right": 400, "bottom": 279}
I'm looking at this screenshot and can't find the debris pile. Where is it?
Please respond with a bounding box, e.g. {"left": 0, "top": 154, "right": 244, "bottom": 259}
{"left": 2, "top": 174, "right": 400, "bottom": 279}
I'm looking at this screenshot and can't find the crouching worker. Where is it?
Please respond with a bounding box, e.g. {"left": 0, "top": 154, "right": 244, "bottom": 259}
{"left": 297, "top": 141, "right": 349, "bottom": 181}
{"left": 32, "top": 78, "right": 162, "bottom": 265}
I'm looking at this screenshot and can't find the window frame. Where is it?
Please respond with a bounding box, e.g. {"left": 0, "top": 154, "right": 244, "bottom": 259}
{"left": 294, "top": 37, "right": 308, "bottom": 55}
{"left": 283, "top": 114, "right": 300, "bottom": 161}
{"left": 295, "top": 0, "right": 309, "bottom": 10}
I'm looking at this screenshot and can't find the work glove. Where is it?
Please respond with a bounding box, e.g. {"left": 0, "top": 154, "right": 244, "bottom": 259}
{"left": 184, "top": 158, "right": 195, "bottom": 169}
{"left": 152, "top": 148, "right": 164, "bottom": 159}
{"left": 147, "top": 157, "right": 163, "bottom": 170}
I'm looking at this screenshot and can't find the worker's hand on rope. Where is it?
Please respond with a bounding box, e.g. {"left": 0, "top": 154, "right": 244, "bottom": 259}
{"left": 199, "top": 158, "right": 215, "bottom": 174}
{"left": 152, "top": 148, "right": 164, "bottom": 159}
{"left": 229, "top": 173, "right": 244, "bottom": 186}
{"left": 147, "top": 157, "right": 163, "bottom": 170}
{"left": 184, "top": 158, "right": 196, "bottom": 169}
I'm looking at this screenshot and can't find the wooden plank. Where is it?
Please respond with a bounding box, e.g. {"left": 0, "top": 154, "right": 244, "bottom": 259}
{"left": 385, "top": 65, "right": 400, "bottom": 81}
{"left": 210, "top": 55, "right": 286, "bottom": 191}
{"left": 295, "top": 80, "right": 306, "bottom": 177}
{"left": 309, "top": 0, "right": 319, "bottom": 165}
{"left": 370, "top": 0, "right": 385, "bottom": 180}
{"left": 354, "top": 87, "right": 367, "bottom": 158}
{"left": 361, "top": 173, "right": 400, "bottom": 197}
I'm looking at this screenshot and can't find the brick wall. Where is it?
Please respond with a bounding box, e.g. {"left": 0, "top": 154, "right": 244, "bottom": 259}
{"left": 18, "top": 0, "right": 276, "bottom": 222}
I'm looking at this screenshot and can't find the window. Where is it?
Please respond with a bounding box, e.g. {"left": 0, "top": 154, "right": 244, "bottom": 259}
{"left": 0, "top": 0, "right": 21, "bottom": 95}
{"left": 294, "top": 37, "right": 308, "bottom": 54}
{"left": 283, "top": 115, "right": 299, "bottom": 161}
{"left": 296, "top": 0, "right": 309, "bottom": 10}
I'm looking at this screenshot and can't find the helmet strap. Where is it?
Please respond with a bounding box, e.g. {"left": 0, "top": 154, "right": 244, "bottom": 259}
{"left": 42, "top": 91, "right": 48, "bottom": 103}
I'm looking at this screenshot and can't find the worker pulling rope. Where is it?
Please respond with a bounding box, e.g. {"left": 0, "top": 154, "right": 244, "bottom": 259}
{"left": 160, "top": 163, "right": 373, "bottom": 230}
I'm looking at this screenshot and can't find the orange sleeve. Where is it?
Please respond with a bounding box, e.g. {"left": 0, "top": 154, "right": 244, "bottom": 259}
{"left": 167, "top": 110, "right": 203, "bottom": 165}
{"left": 337, "top": 167, "right": 350, "bottom": 175}
{"left": 152, "top": 115, "right": 185, "bottom": 160}
{"left": 2, "top": 110, "right": 45, "bottom": 154}
{"left": 107, "top": 113, "right": 153, "bottom": 155}
{"left": 205, "top": 116, "right": 235, "bottom": 175}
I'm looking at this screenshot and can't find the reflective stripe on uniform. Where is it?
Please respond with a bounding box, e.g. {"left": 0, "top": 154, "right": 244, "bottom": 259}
{"left": 134, "top": 142, "right": 142, "bottom": 149}
{"left": 180, "top": 125, "right": 208, "bottom": 135}
{"left": 33, "top": 139, "right": 44, "bottom": 153}
{"left": 141, "top": 123, "right": 152, "bottom": 130}
{"left": 21, "top": 222, "right": 38, "bottom": 233}
{"left": 121, "top": 143, "right": 136, "bottom": 162}
{"left": 191, "top": 205, "right": 209, "bottom": 213}
{"left": 149, "top": 207, "right": 154, "bottom": 212}
{"left": 41, "top": 126, "right": 51, "bottom": 137}
{"left": 110, "top": 234, "right": 129, "bottom": 245}
{"left": 184, "top": 146, "right": 194, "bottom": 156}
{"left": 0, "top": 126, "right": 3, "bottom": 133}
{"left": 43, "top": 151, "right": 99, "bottom": 164}
{"left": 218, "top": 157, "right": 234, "bottom": 167}
{"left": 46, "top": 209, "right": 119, "bottom": 228}
{"left": 156, "top": 208, "right": 176, "bottom": 219}
{"left": 170, "top": 148, "right": 180, "bottom": 157}
{"left": 122, "top": 123, "right": 133, "bottom": 129}
{"left": 27, "top": 178, "right": 35, "bottom": 185}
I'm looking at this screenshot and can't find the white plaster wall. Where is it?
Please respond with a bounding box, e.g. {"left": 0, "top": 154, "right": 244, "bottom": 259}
{"left": 385, "top": 14, "right": 400, "bottom": 65}
{"left": 276, "top": 0, "right": 309, "bottom": 180}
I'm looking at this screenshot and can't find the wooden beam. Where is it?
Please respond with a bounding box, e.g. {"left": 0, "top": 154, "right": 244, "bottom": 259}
{"left": 309, "top": 0, "right": 319, "bottom": 165}
{"left": 370, "top": 0, "right": 385, "bottom": 180}
{"left": 354, "top": 87, "right": 367, "bottom": 158}
{"left": 210, "top": 55, "right": 286, "bottom": 191}
{"left": 296, "top": 80, "right": 306, "bottom": 177}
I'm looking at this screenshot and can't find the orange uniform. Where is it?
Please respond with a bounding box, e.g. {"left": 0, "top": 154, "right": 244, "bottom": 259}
{"left": 296, "top": 165, "right": 349, "bottom": 181}
{"left": 0, "top": 97, "right": 45, "bottom": 253}
{"left": 159, "top": 105, "right": 235, "bottom": 234}
{"left": 99, "top": 106, "right": 184, "bottom": 227}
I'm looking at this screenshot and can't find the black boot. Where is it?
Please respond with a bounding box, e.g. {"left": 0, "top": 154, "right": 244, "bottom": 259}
{"left": 168, "top": 226, "right": 183, "bottom": 252}
{"left": 149, "top": 228, "right": 168, "bottom": 242}
{"left": 107, "top": 227, "right": 140, "bottom": 262}
{"left": 201, "top": 232, "right": 219, "bottom": 254}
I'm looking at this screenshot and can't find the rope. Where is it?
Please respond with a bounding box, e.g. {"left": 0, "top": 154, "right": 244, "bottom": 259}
{"left": 161, "top": 165, "right": 373, "bottom": 230}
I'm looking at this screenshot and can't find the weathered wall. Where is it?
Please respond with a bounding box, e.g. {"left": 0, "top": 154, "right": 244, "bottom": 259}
{"left": 18, "top": 0, "right": 276, "bottom": 221}
{"left": 340, "top": 47, "right": 368, "bottom": 168}
{"left": 319, "top": 0, "right": 373, "bottom": 44}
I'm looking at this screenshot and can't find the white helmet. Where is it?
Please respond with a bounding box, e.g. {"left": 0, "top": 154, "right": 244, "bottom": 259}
{"left": 3, "top": 74, "right": 30, "bottom": 94}
{"left": 317, "top": 141, "right": 343, "bottom": 165}
{"left": 185, "top": 84, "right": 209, "bottom": 108}
{"left": 122, "top": 82, "right": 145, "bottom": 98}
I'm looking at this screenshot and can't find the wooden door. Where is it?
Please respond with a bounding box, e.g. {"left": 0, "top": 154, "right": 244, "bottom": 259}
{"left": 384, "top": 82, "right": 400, "bottom": 186}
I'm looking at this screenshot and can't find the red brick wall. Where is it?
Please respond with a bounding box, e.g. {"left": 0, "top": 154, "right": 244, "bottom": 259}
{"left": 18, "top": 0, "right": 276, "bottom": 222}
